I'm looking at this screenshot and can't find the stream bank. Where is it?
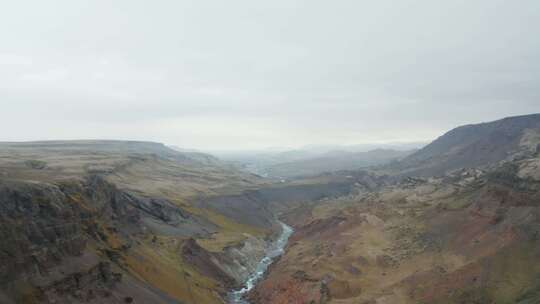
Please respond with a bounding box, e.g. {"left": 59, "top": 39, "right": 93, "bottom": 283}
{"left": 227, "top": 221, "right": 293, "bottom": 304}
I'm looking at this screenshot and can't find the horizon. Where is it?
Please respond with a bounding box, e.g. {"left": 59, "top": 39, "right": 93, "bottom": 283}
{"left": 1, "top": 1, "right": 539, "bottom": 150}
{"left": 1, "top": 112, "right": 537, "bottom": 153}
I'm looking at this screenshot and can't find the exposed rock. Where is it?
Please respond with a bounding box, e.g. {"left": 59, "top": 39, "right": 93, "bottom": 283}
{"left": 181, "top": 238, "right": 236, "bottom": 288}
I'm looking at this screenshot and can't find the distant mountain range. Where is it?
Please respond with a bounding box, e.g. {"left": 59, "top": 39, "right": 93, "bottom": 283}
{"left": 215, "top": 142, "right": 425, "bottom": 179}
{"left": 263, "top": 148, "right": 415, "bottom": 178}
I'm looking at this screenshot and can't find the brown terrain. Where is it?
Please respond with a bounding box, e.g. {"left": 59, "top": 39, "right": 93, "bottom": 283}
{"left": 0, "top": 140, "right": 356, "bottom": 304}
{"left": 0, "top": 140, "right": 276, "bottom": 304}
{"left": 1, "top": 114, "right": 539, "bottom": 304}
{"left": 249, "top": 114, "right": 540, "bottom": 304}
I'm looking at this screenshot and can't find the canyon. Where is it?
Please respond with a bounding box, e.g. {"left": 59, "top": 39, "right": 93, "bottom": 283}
{"left": 0, "top": 140, "right": 353, "bottom": 303}
{"left": 0, "top": 114, "right": 540, "bottom": 303}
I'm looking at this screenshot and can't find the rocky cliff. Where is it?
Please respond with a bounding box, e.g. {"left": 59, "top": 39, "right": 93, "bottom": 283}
{"left": 0, "top": 141, "right": 282, "bottom": 303}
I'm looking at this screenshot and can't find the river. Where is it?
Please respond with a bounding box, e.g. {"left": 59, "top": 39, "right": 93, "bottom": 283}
{"left": 227, "top": 221, "right": 293, "bottom": 304}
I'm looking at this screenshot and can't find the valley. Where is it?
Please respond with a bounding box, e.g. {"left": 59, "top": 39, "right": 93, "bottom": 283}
{"left": 228, "top": 221, "right": 293, "bottom": 304}
{"left": 0, "top": 114, "right": 539, "bottom": 304}
{"left": 0, "top": 141, "right": 354, "bottom": 304}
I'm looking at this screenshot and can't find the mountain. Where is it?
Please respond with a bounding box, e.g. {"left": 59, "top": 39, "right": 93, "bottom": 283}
{"left": 264, "top": 149, "right": 414, "bottom": 178}
{"left": 249, "top": 114, "right": 540, "bottom": 304}
{"left": 216, "top": 143, "right": 424, "bottom": 178}
{"left": 394, "top": 114, "right": 540, "bottom": 176}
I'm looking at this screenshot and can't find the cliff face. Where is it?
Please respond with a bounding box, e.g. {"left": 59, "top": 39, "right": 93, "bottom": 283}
{"left": 0, "top": 178, "right": 284, "bottom": 304}
{"left": 0, "top": 141, "right": 283, "bottom": 304}
{"left": 0, "top": 176, "right": 164, "bottom": 303}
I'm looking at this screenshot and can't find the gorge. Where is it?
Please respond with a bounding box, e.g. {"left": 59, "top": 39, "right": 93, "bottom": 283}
{"left": 0, "top": 114, "right": 540, "bottom": 303}
{"left": 228, "top": 221, "right": 293, "bottom": 304}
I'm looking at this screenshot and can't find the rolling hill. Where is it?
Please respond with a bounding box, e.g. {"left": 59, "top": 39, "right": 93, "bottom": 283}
{"left": 393, "top": 114, "right": 540, "bottom": 176}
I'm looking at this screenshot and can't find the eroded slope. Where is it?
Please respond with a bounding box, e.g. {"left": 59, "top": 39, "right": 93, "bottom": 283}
{"left": 0, "top": 141, "right": 277, "bottom": 304}
{"left": 250, "top": 116, "right": 540, "bottom": 304}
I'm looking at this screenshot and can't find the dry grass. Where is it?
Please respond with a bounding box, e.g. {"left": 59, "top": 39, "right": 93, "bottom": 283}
{"left": 185, "top": 205, "right": 268, "bottom": 252}
{"left": 124, "top": 243, "right": 223, "bottom": 304}
{"left": 253, "top": 168, "right": 540, "bottom": 304}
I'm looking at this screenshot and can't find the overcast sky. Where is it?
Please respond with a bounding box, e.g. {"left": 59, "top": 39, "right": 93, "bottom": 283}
{"left": 0, "top": 1, "right": 538, "bottom": 150}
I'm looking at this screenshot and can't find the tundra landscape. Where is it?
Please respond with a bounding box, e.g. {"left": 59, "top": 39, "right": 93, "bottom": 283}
{"left": 1, "top": 114, "right": 540, "bottom": 303}
{"left": 1, "top": 1, "right": 539, "bottom": 303}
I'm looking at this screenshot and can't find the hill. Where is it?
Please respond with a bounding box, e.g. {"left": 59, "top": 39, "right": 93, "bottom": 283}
{"left": 394, "top": 114, "right": 540, "bottom": 176}
{"left": 250, "top": 114, "right": 540, "bottom": 304}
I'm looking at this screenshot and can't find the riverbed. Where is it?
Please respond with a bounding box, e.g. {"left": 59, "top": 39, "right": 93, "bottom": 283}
{"left": 228, "top": 221, "right": 293, "bottom": 304}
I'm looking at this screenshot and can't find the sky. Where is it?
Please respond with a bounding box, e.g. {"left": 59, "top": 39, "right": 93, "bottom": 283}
{"left": 0, "top": 0, "right": 539, "bottom": 151}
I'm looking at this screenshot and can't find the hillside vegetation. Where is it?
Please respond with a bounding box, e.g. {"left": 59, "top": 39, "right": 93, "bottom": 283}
{"left": 250, "top": 114, "right": 540, "bottom": 304}
{"left": 0, "top": 140, "right": 276, "bottom": 303}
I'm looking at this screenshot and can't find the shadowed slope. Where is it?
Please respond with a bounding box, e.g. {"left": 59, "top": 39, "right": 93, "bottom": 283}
{"left": 394, "top": 114, "right": 540, "bottom": 176}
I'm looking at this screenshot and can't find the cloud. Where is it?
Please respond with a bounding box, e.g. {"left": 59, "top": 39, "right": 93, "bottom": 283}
{"left": 0, "top": 0, "right": 539, "bottom": 150}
